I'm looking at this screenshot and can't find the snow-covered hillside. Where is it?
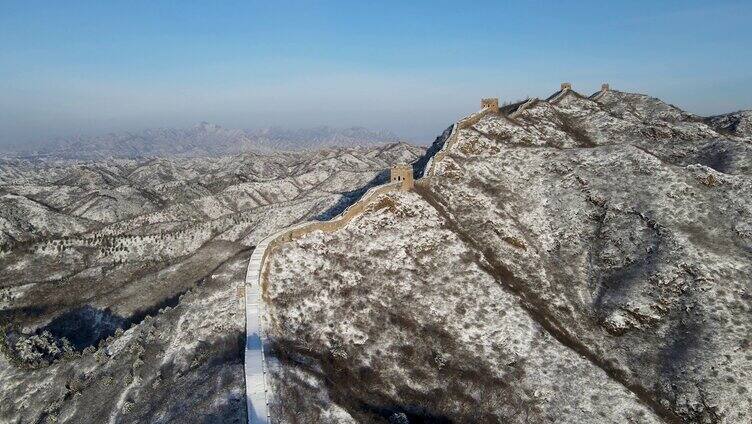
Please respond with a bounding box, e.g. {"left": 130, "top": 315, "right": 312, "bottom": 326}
{"left": 266, "top": 190, "right": 661, "bottom": 423}
{"left": 0, "top": 142, "right": 423, "bottom": 423}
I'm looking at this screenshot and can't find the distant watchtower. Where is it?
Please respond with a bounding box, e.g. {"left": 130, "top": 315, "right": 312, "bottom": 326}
{"left": 390, "top": 164, "right": 414, "bottom": 190}
{"left": 480, "top": 98, "right": 499, "bottom": 111}
{"left": 601, "top": 83, "right": 610, "bottom": 92}
{"left": 560, "top": 82, "right": 572, "bottom": 91}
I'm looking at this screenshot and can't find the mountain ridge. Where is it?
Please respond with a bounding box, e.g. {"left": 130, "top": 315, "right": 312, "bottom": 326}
{"left": 259, "top": 87, "right": 752, "bottom": 423}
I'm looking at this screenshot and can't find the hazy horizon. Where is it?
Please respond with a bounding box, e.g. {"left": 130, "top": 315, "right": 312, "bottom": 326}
{"left": 0, "top": 121, "right": 412, "bottom": 153}
{"left": 2, "top": 0, "right": 751, "bottom": 147}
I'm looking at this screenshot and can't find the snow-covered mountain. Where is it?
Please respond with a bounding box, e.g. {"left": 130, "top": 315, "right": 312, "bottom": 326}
{"left": 3, "top": 123, "right": 404, "bottom": 159}
{"left": 263, "top": 89, "right": 752, "bottom": 423}
{"left": 1, "top": 86, "right": 751, "bottom": 424}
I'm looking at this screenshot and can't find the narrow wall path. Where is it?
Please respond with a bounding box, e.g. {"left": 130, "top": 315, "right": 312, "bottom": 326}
{"left": 243, "top": 183, "right": 402, "bottom": 424}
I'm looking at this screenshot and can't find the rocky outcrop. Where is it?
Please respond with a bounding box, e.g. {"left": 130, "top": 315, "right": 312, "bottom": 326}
{"left": 706, "top": 110, "right": 752, "bottom": 139}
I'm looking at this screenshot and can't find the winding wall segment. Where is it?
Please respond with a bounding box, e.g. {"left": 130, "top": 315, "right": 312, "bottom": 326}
{"left": 244, "top": 181, "right": 403, "bottom": 423}
{"left": 245, "top": 101, "right": 494, "bottom": 418}
{"left": 508, "top": 97, "right": 539, "bottom": 119}
{"left": 547, "top": 88, "right": 571, "bottom": 105}
{"left": 425, "top": 107, "right": 496, "bottom": 177}
{"left": 244, "top": 86, "right": 612, "bottom": 422}
{"left": 589, "top": 86, "right": 609, "bottom": 101}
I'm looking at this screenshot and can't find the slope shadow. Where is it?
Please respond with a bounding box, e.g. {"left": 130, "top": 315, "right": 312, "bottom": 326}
{"left": 44, "top": 305, "right": 126, "bottom": 350}
{"left": 41, "top": 286, "right": 192, "bottom": 352}
{"left": 312, "top": 170, "right": 389, "bottom": 221}
{"left": 361, "top": 403, "right": 452, "bottom": 424}
{"left": 411, "top": 125, "right": 454, "bottom": 179}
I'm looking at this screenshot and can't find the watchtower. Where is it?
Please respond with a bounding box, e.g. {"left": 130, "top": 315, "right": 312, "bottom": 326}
{"left": 601, "top": 83, "right": 610, "bottom": 92}
{"left": 480, "top": 98, "right": 499, "bottom": 111}
{"left": 390, "top": 164, "right": 414, "bottom": 190}
{"left": 560, "top": 82, "right": 572, "bottom": 91}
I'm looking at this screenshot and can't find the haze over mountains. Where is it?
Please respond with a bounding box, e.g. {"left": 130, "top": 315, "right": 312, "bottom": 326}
{"left": 1, "top": 123, "right": 404, "bottom": 159}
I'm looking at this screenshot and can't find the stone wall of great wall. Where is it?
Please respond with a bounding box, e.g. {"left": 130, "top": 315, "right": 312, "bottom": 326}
{"left": 244, "top": 82, "right": 612, "bottom": 423}
{"left": 244, "top": 181, "right": 403, "bottom": 423}
{"left": 509, "top": 97, "right": 539, "bottom": 119}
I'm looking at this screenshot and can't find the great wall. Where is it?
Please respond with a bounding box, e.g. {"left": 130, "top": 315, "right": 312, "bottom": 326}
{"left": 243, "top": 83, "right": 613, "bottom": 424}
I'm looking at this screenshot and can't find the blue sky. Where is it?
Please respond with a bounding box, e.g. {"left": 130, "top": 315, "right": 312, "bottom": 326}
{"left": 1, "top": 0, "right": 751, "bottom": 145}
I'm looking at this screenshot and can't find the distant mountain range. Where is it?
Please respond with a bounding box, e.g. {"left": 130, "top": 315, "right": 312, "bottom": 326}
{"left": 2, "top": 123, "right": 405, "bottom": 159}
